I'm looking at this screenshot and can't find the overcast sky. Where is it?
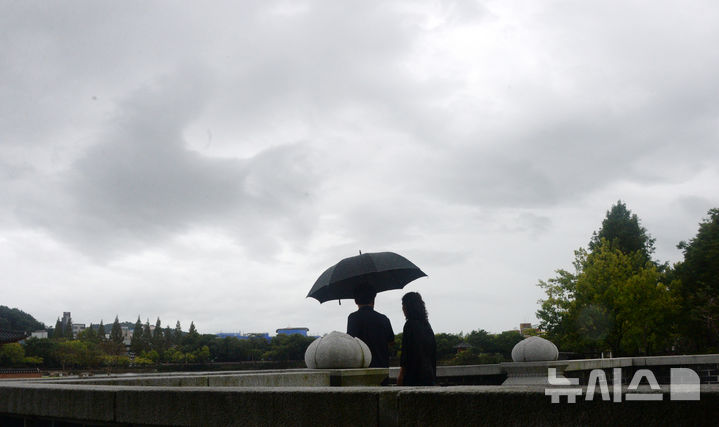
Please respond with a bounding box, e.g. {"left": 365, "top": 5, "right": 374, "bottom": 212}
{"left": 2, "top": 1, "right": 718, "bottom": 336}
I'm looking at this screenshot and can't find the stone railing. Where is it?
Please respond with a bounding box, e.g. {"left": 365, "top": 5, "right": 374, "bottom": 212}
{"left": 2, "top": 380, "right": 719, "bottom": 425}
{"left": 3, "top": 355, "right": 719, "bottom": 425}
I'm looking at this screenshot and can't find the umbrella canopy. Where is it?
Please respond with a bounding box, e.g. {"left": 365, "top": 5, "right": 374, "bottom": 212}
{"left": 307, "top": 251, "right": 427, "bottom": 303}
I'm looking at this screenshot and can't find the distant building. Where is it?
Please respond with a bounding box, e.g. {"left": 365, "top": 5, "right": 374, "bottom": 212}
{"left": 61, "top": 312, "right": 71, "bottom": 327}
{"left": 275, "top": 327, "right": 309, "bottom": 336}
{"left": 71, "top": 324, "right": 86, "bottom": 339}
{"left": 216, "top": 332, "right": 242, "bottom": 339}
{"left": 121, "top": 326, "right": 133, "bottom": 346}
{"left": 519, "top": 323, "right": 541, "bottom": 337}
{"left": 30, "top": 330, "right": 48, "bottom": 339}
{"left": 454, "top": 342, "right": 472, "bottom": 354}
{"left": 216, "top": 332, "right": 271, "bottom": 342}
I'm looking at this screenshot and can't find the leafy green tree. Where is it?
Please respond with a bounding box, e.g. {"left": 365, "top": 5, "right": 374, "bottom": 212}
{"left": 265, "top": 334, "right": 315, "bottom": 361}
{"left": 99, "top": 339, "right": 125, "bottom": 357}
{"left": 144, "top": 349, "right": 161, "bottom": 364}
{"left": 194, "top": 345, "right": 211, "bottom": 363}
{"left": 55, "top": 340, "right": 85, "bottom": 370}
{"left": 465, "top": 329, "right": 496, "bottom": 353}
{"left": 23, "top": 337, "right": 60, "bottom": 367}
{"left": 538, "top": 202, "right": 676, "bottom": 356}
{"left": 448, "top": 349, "right": 503, "bottom": 366}
{"left": 493, "top": 331, "right": 524, "bottom": 358}
{"left": 132, "top": 356, "right": 154, "bottom": 367}
{"left": 214, "top": 337, "right": 240, "bottom": 362}
{"left": 101, "top": 355, "right": 130, "bottom": 368}
{"left": 536, "top": 266, "right": 577, "bottom": 350}
{"left": 675, "top": 208, "right": 719, "bottom": 352}
{"left": 23, "top": 355, "right": 43, "bottom": 365}
{"left": 434, "top": 333, "right": 463, "bottom": 361}
{"left": 538, "top": 240, "right": 677, "bottom": 355}
{"left": 574, "top": 242, "right": 676, "bottom": 354}
{"left": 0, "top": 343, "right": 26, "bottom": 366}
{"left": 110, "top": 316, "right": 124, "bottom": 345}
{"left": 77, "top": 326, "right": 98, "bottom": 343}
{"left": 164, "top": 347, "right": 186, "bottom": 363}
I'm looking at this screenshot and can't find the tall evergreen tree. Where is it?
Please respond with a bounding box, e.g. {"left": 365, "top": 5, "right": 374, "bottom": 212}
{"left": 53, "top": 318, "right": 63, "bottom": 339}
{"left": 185, "top": 321, "right": 199, "bottom": 347}
{"left": 142, "top": 319, "right": 152, "bottom": 351}
{"left": 173, "top": 321, "right": 182, "bottom": 344}
{"left": 110, "top": 316, "right": 124, "bottom": 344}
{"left": 188, "top": 321, "right": 198, "bottom": 337}
{"left": 589, "top": 200, "right": 655, "bottom": 259}
{"left": 64, "top": 314, "right": 74, "bottom": 339}
{"left": 143, "top": 319, "right": 152, "bottom": 338}
{"left": 79, "top": 324, "right": 98, "bottom": 342}
{"left": 164, "top": 326, "right": 173, "bottom": 348}
{"left": 152, "top": 317, "right": 163, "bottom": 350}
{"left": 97, "top": 320, "right": 106, "bottom": 341}
{"left": 130, "top": 316, "right": 144, "bottom": 354}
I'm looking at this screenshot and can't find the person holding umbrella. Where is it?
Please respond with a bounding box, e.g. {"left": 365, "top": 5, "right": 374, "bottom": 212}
{"left": 346, "top": 282, "right": 395, "bottom": 369}
{"left": 307, "top": 251, "right": 427, "bottom": 372}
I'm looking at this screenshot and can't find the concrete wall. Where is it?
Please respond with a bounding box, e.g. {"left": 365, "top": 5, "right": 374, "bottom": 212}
{"left": 3, "top": 356, "right": 719, "bottom": 425}
{"left": 2, "top": 382, "right": 719, "bottom": 426}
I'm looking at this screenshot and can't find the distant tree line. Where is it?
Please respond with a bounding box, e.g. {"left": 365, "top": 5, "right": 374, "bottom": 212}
{"left": 1, "top": 310, "right": 525, "bottom": 369}
{"left": 537, "top": 201, "right": 719, "bottom": 357}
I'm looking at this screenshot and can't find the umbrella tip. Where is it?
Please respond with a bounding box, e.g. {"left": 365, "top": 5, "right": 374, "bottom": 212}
{"left": 359, "top": 250, "right": 362, "bottom": 255}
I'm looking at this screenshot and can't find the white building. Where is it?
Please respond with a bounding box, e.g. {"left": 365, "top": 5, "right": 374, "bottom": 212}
{"left": 30, "top": 330, "right": 48, "bottom": 339}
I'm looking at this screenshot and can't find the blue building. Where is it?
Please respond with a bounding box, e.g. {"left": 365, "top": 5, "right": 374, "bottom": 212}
{"left": 215, "top": 332, "right": 271, "bottom": 342}
{"left": 275, "top": 327, "right": 309, "bottom": 336}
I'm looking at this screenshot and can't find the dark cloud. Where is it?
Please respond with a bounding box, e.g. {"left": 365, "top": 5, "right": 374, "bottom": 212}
{"left": 12, "top": 75, "right": 320, "bottom": 259}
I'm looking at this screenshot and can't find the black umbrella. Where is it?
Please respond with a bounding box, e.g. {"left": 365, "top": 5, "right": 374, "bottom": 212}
{"left": 307, "top": 251, "right": 427, "bottom": 303}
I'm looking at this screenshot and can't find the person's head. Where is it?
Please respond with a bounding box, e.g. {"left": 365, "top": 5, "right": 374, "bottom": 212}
{"left": 354, "top": 282, "right": 377, "bottom": 306}
{"left": 402, "top": 292, "right": 428, "bottom": 321}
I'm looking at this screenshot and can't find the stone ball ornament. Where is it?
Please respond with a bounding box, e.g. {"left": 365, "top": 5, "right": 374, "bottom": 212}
{"left": 304, "top": 331, "right": 372, "bottom": 369}
{"left": 511, "top": 336, "right": 559, "bottom": 362}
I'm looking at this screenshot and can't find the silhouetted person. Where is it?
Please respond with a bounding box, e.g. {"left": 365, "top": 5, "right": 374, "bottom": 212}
{"left": 397, "top": 292, "right": 436, "bottom": 386}
{"left": 347, "top": 282, "right": 394, "bottom": 368}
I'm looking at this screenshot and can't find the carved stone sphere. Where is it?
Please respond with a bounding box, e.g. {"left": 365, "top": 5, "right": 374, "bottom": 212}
{"left": 511, "top": 336, "right": 559, "bottom": 362}
{"left": 304, "top": 331, "right": 372, "bottom": 369}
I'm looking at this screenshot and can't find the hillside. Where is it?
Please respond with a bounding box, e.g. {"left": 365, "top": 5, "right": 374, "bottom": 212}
{"left": 0, "top": 306, "right": 46, "bottom": 332}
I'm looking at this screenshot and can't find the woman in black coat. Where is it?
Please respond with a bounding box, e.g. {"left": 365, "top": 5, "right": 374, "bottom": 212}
{"left": 397, "top": 292, "right": 437, "bottom": 386}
